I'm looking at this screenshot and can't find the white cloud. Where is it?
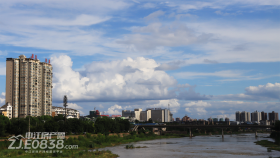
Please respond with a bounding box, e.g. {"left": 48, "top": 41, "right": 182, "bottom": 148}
{"left": 98, "top": 104, "right": 104, "bottom": 108}
{"left": 185, "top": 107, "right": 207, "bottom": 116}
{"left": 150, "top": 99, "right": 180, "bottom": 113}
{"left": 142, "top": 3, "right": 156, "bottom": 8}
{"left": 106, "top": 104, "right": 122, "bottom": 115}
{"left": 0, "top": 62, "right": 6, "bottom": 75}
{"left": 143, "top": 10, "right": 165, "bottom": 21}
{"left": 183, "top": 100, "right": 280, "bottom": 120}
{"left": 67, "top": 103, "right": 83, "bottom": 110}
{"left": 117, "top": 22, "right": 213, "bottom": 51}
{"left": 51, "top": 55, "right": 178, "bottom": 102}
{"left": 25, "top": 14, "right": 111, "bottom": 26}
{"left": 0, "top": 0, "right": 130, "bottom": 56}
{"left": 0, "top": 92, "right": 5, "bottom": 104}
{"left": 245, "top": 83, "right": 280, "bottom": 99}
{"left": 213, "top": 83, "right": 280, "bottom": 101}
{"left": 184, "top": 100, "right": 211, "bottom": 107}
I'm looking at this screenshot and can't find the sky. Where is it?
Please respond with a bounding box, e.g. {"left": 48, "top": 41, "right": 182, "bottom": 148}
{"left": 0, "top": 0, "right": 279, "bottom": 120}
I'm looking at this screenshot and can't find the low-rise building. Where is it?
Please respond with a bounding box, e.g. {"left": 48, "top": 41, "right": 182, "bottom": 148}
{"left": 52, "top": 106, "right": 80, "bottom": 119}
{"left": 0, "top": 102, "right": 12, "bottom": 119}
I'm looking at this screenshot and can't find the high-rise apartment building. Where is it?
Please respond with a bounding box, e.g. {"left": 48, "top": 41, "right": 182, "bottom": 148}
{"left": 6, "top": 54, "right": 52, "bottom": 118}
{"left": 269, "top": 111, "right": 279, "bottom": 121}
{"left": 140, "top": 109, "right": 151, "bottom": 121}
{"left": 235, "top": 111, "right": 241, "bottom": 121}
{"left": 240, "top": 111, "right": 250, "bottom": 122}
{"left": 251, "top": 110, "right": 261, "bottom": 123}
{"left": 261, "top": 111, "right": 267, "bottom": 121}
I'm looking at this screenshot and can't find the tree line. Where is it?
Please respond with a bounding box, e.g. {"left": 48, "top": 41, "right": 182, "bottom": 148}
{"left": 0, "top": 115, "right": 130, "bottom": 137}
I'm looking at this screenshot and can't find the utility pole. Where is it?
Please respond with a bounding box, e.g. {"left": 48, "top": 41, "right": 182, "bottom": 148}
{"left": 29, "top": 114, "right": 30, "bottom": 133}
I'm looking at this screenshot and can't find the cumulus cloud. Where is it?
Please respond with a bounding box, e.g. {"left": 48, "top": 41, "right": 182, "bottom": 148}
{"left": 51, "top": 55, "right": 180, "bottom": 102}
{"left": 184, "top": 100, "right": 211, "bottom": 117}
{"left": 67, "top": 103, "right": 83, "bottom": 110}
{"left": 149, "top": 99, "right": 180, "bottom": 113}
{"left": 245, "top": 83, "right": 280, "bottom": 99}
{"left": 106, "top": 104, "right": 122, "bottom": 115}
{"left": 213, "top": 83, "right": 280, "bottom": 101}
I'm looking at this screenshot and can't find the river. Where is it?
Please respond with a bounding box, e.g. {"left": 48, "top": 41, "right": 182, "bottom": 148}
{"left": 102, "top": 133, "right": 280, "bottom": 158}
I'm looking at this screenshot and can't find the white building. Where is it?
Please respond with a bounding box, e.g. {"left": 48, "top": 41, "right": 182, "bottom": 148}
{"left": 240, "top": 111, "right": 250, "bottom": 122}
{"left": 251, "top": 110, "right": 262, "bottom": 123}
{"left": 52, "top": 106, "right": 80, "bottom": 119}
{"left": 0, "top": 102, "right": 12, "bottom": 119}
{"left": 134, "top": 108, "right": 142, "bottom": 121}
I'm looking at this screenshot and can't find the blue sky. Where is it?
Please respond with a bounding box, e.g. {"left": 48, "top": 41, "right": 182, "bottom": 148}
{"left": 0, "top": 0, "right": 279, "bottom": 120}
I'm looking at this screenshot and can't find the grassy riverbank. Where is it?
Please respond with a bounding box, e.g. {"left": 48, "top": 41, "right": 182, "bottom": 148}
{"left": 0, "top": 148, "right": 118, "bottom": 158}
{"left": 0, "top": 132, "right": 183, "bottom": 158}
{"left": 255, "top": 140, "right": 280, "bottom": 152}
{"left": 255, "top": 131, "right": 280, "bottom": 152}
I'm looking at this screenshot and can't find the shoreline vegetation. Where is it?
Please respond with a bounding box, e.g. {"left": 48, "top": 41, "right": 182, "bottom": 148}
{"left": 0, "top": 131, "right": 184, "bottom": 158}
{"left": 255, "top": 131, "right": 280, "bottom": 152}
{"left": 0, "top": 131, "right": 278, "bottom": 157}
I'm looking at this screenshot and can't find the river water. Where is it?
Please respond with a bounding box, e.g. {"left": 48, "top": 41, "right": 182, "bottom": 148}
{"left": 103, "top": 133, "right": 280, "bottom": 158}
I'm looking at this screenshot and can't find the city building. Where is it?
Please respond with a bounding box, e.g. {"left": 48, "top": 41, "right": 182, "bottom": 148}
{"left": 219, "top": 118, "right": 224, "bottom": 122}
{"left": 151, "top": 108, "right": 164, "bottom": 122}
{"left": 89, "top": 110, "right": 100, "bottom": 118}
{"left": 251, "top": 110, "right": 261, "bottom": 123}
{"left": 134, "top": 108, "right": 142, "bottom": 121}
{"left": 52, "top": 106, "right": 80, "bottom": 119}
{"left": 240, "top": 111, "right": 250, "bottom": 122}
{"left": 269, "top": 111, "right": 279, "bottom": 122}
{"left": 225, "top": 117, "right": 230, "bottom": 125}
{"left": 261, "top": 111, "right": 267, "bottom": 121}
{"left": 122, "top": 110, "right": 133, "bottom": 117}
{"left": 6, "top": 54, "right": 52, "bottom": 118}
{"left": 235, "top": 111, "right": 241, "bottom": 121}
{"left": 213, "top": 118, "right": 218, "bottom": 122}
{"left": 176, "top": 117, "right": 181, "bottom": 122}
{"left": 140, "top": 109, "right": 151, "bottom": 121}
{"left": 260, "top": 120, "right": 270, "bottom": 125}
{"left": 122, "top": 108, "right": 172, "bottom": 122}
{"left": 182, "top": 116, "right": 190, "bottom": 122}
{"left": 0, "top": 102, "right": 12, "bottom": 119}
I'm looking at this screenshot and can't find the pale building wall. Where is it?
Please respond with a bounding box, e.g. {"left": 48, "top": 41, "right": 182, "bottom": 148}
{"left": 151, "top": 109, "right": 164, "bottom": 122}
{"left": 6, "top": 55, "right": 52, "bottom": 118}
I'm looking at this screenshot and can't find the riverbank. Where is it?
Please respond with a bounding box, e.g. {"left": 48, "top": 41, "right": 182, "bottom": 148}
{"left": 255, "top": 131, "right": 280, "bottom": 152}
{"left": 102, "top": 133, "right": 280, "bottom": 158}
{"left": 0, "top": 148, "right": 118, "bottom": 158}
{"left": 0, "top": 132, "right": 183, "bottom": 158}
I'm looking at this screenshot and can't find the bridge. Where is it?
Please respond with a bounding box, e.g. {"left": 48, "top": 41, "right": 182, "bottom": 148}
{"left": 134, "top": 125, "right": 274, "bottom": 138}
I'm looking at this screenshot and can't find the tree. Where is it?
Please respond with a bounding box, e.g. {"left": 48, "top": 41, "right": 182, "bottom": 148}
{"left": 148, "top": 118, "right": 153, "bottom": 123}
{"left": 274, "top": 120, "right": 280, "bottom": 131}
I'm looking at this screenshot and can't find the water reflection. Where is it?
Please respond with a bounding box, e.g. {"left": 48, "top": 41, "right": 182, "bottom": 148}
{"left": 103, "top": 133, "right": 280, "bottom": 158}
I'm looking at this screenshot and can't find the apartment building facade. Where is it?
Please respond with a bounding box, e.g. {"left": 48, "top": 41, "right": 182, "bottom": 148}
{"left": 251, "top": 110, "right": 261, "bottom": 123}
{"left": 6, "top": 54, "right": 52, "bottom": 118}
{"left": 52, "top": 106, "right": 80, "bottom": 119}
{"left": 0, "top": 102, "right": 12, "bottom": 119}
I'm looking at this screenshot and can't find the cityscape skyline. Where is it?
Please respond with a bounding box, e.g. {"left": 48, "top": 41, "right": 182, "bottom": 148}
{"left": 0, "top": 1, "right": 279, "bottom": 119}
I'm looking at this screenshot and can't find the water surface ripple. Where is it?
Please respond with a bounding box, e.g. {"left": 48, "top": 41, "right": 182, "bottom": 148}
{"left": 103, "top": 133, "right": 280, "bottom": 158}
